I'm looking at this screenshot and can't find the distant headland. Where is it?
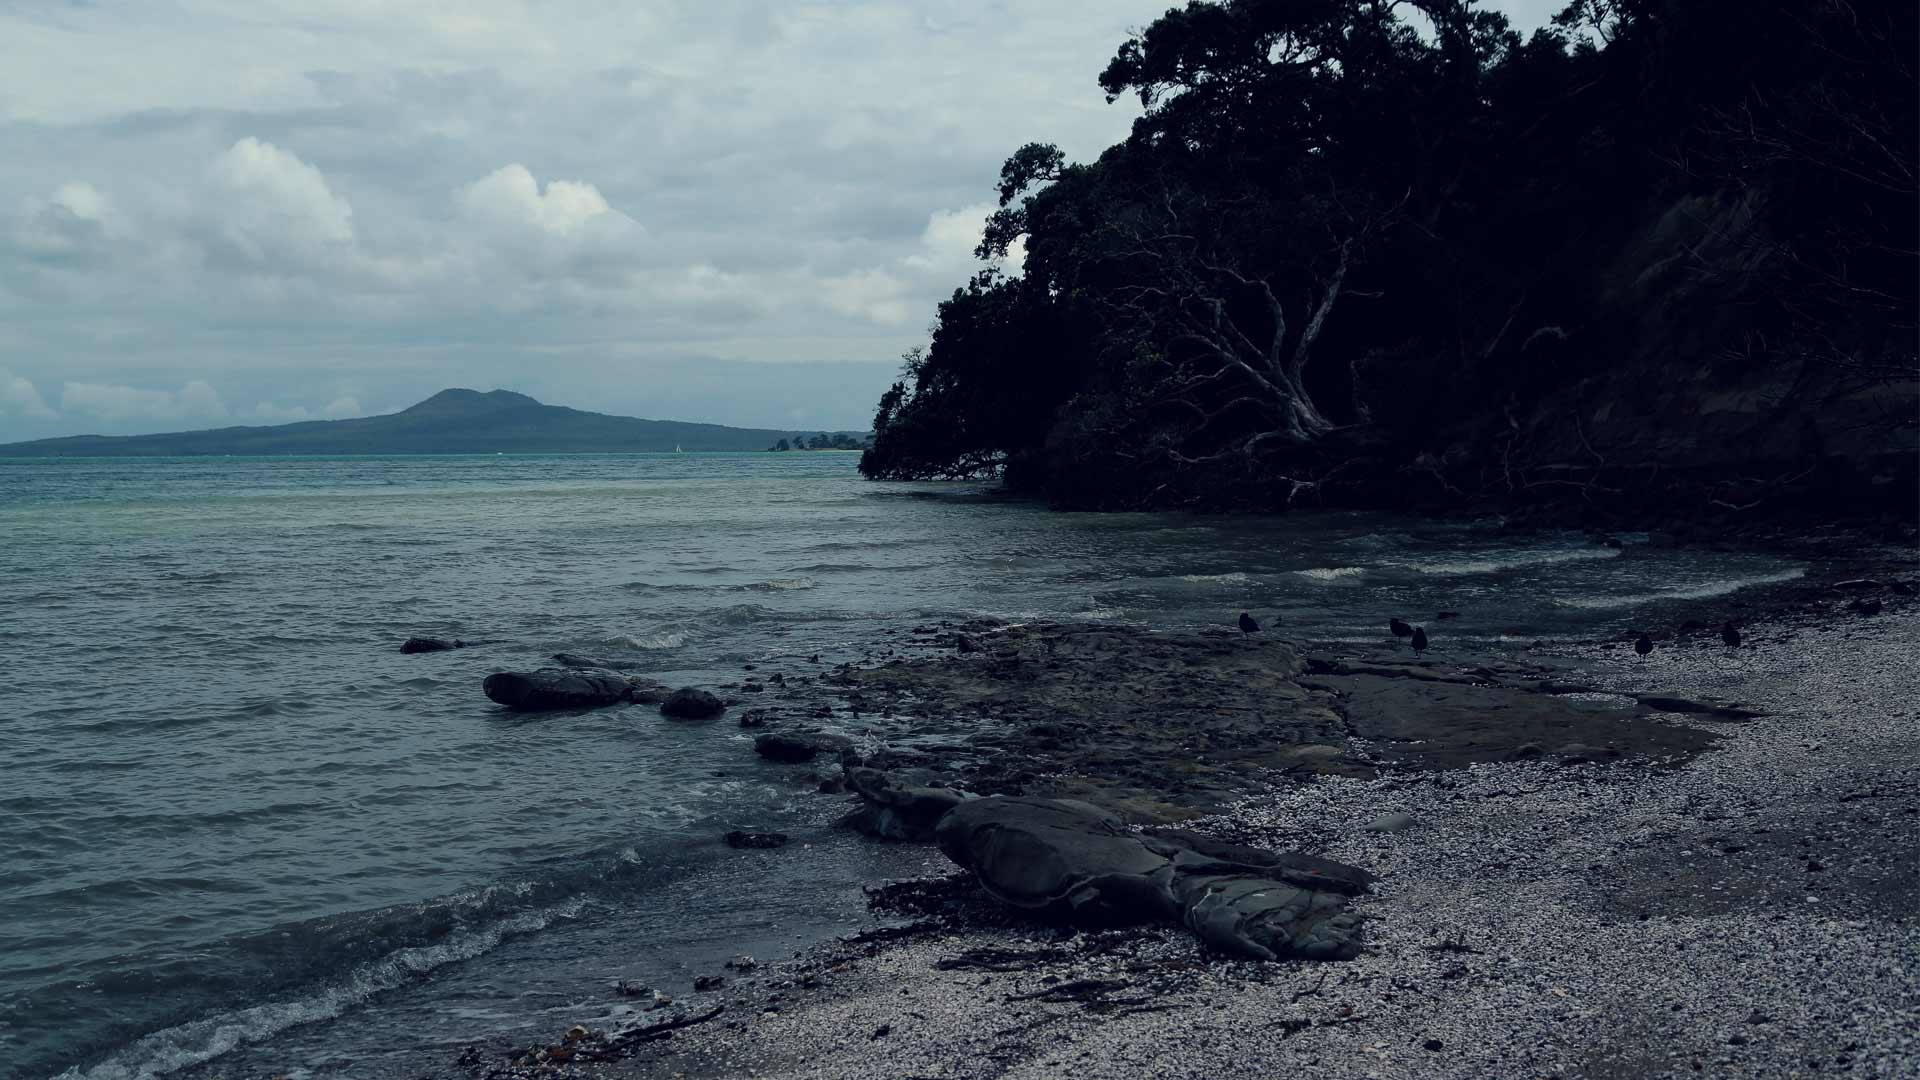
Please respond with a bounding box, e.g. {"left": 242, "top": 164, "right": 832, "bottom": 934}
{"left": 0, "top": 389, "right": 868, "bottom": 457}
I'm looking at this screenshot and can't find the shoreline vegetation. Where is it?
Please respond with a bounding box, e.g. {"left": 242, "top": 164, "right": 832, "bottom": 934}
{"left": 437, "top": 536, "right": 1917, "bottom": 1080}
{"left": 855, "top": 0, "right": 1916, "bottom": 525}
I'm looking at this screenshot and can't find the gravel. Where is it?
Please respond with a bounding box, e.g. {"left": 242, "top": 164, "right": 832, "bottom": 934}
{"left": 470, "top": 606, "right": 1919, "bottom": 1080}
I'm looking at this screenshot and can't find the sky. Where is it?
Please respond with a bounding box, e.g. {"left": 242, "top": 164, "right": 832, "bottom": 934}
{"left": 0, "top": 1, "right": 1566, "bottom": 440}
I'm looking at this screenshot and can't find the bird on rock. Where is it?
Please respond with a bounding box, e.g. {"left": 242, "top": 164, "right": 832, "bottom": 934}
{"left": 1390, "top": 617, "right": 1414, "bottom": 638}
{"left": 1410, "top": 626, "right": 1429, "bottom": 653}
{"left": 1238, "top": 612, "right": 1261, "bottom": 635}
{"left": 1721, "top": 621, "right": 1741, "bottom": 648}
{"left": 1635, "top": 634, "right": 1653, "bottom": 656}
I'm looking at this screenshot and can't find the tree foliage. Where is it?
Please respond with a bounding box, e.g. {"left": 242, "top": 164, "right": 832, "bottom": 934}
{"left": 860, "top": 0, "right": 1917, "bottom": 511}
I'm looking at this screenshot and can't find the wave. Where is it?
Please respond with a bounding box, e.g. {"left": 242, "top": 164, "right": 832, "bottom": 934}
{"left": 58, "top": 897, "right": 587, "bottom": 1080}
{"left": 1412, "top": 546, "right": 1621, "bottom": 575}
{"left": 1294, "top": 566, "right": 1366, "bottom": 582}
{"left": 1554, "top": 568, "right": 1805, "bottom": 610}
{"left": 1175, "top": 572, "right": 1251, "bottom": 584}
{"left": 730, "top": 577, "right": 817, "bottom": 592}
{"left": 608, "top": 630, "right": 689, "bottom": 650}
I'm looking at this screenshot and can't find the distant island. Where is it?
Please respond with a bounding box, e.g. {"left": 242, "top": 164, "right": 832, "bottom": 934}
{"left": 0, "top": 389, "right": 869, "bottom": 457}
{"left": 768, "top": 433, "right": 868, "bottom": 452}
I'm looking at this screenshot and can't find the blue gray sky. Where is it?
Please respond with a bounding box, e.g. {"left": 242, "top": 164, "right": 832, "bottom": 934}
{"left": 0, "top": 1, "right": 1564, "bottom": 439}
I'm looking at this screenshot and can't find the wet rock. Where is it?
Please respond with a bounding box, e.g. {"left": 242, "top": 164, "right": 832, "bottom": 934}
{"left": 483, "top": 668, "right": 640, "bottom": 710}
{"left": 724, "top": 954, "right": 758, "bottom": 972}
{"left": 401, "top": 637, "right": 466, "bottom": 654}
{"left": 738, "top": 709, "right": 776, "bottom": 728}
{"left": 753, "top": 731, "right": 853, "bottom": 763}
{"left": 724, "top": 830, "right": 789, "bottom": 849}
{"left": 694, "top": 974, "right": 726, "bottom": 992}
{"left": 1364, "top": 811, "right": 1417, "bottom": 833}
{"left": 934, "top": 796, "right": 1369, "bottom": 960}
{"left": 661, "top": 687, "right": 726, "bottom": 719}
{"left": 839, "top": 767, "right": 975, "bottom": 841}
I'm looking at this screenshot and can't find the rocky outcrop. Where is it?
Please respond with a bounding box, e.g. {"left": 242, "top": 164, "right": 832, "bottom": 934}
{"left": 839, "top": 767, "right": 974, "bottom": 841}
{"left": 482, "top": 668, "right": 652, "bottom": 711}
{"left": 753, "top": 731, "right": 854, "bottom": 764}
{"left": 660, "top": 687, "right": 725, "bottom": 719}
{"left": 401, "top": 637, "right": 469, "bottom": 654}
{"left": 934, "top": 796, "right": 1370, "bottom": 960}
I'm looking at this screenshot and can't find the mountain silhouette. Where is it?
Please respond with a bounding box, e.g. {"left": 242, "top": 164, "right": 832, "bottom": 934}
{"left": 0, "top": 389, "right": 862, "bottom": 456}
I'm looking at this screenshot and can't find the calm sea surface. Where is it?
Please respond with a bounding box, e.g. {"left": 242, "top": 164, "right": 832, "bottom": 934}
{"left": 0, "top": 453, "right": 1805, "bottom": 1078}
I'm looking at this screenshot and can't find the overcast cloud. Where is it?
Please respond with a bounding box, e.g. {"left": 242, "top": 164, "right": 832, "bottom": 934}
{"left": 0, "top": 1, "right": 1565, "bottom": 439}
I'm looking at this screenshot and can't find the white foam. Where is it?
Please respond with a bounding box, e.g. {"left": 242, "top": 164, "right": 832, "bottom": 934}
{"left": 1413, "top": 547, "right": 1622, "bottom": 575}
{"left": 61, "top": 897, "right": 586, "bottom": 1080}
{"left": 1175, "top": 572, "right": 1251, "bottom": 584}
{"left": 1554, "top": 568, "right": 1806, "bottom": 610}
{"left": 1294, "top": 566, "right": 1366, "bottom": 582}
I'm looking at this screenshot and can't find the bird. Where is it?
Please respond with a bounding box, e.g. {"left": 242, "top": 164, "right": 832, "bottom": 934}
{"left": 1635, "top": 634, "right": 1653, "bottom": 656}
{"left": 1410, "top": 626, "right": 1429, "bottom": 653}
{"left": 1721, "top": 621, "right": 1741, "bottom": 648}
{"left": 1238, "top": 612, "right": 1261, "bottom": 635}
{"left": 1390, "top": 617, "right": 1414, "bottom": 638}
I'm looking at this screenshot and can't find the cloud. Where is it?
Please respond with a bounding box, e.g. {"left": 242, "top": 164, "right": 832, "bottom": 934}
{"left": 60, "top": 379, "right": 229, "bottom": 423}
{"left": 322, "top": 395, "right": 363, "bottom": 419}
{"left": 203, "top": 137, "right": 356, "bottom": 266}
{"left": 455, "top": 163, "right": 646, "bottom": 282}
{"left": 11, "top": 181, "right": 117, "bottom": 265}
{"left": 0, "top": 367, "right": 57, "bottom": 419}
{"left": 249, "top": 400, "right": 311, "bottom": 422}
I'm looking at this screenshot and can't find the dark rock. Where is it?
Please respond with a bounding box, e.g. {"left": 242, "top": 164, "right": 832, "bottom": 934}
{"left": 934, "top": 796, "right": 1369, "bottom": 960}
{"left": 1849, "top": 597, "right": 1883, "bottom": 616}
{"left": 724, "top": 955, "right": 758, "bottom": 972}
{"left": 1891, "top": 581, "right": 1915, "bottom": 596}
{"left": 483, "top": 668, "right": 638, "bottom": 710}
{"left": 661, "top": 687, "right": 726, "bottom": 719}
{"left": 1435, "top": 611, "right": 1462, "bottom": 621}
{"left": 1635, "top": 695, "right": 1763, "bottom": 720}
{"left": 739, "top": 709, "right": 776, "bottom": 728}
{"left": 693, "top": 975, "right": 726, "bottom": 992}
{"left": 753, "top": 731, "right": 853, "bottom": 763}
{"left": 1390, "top": 618, "right": 1414, "bottom": 638}
{"left": 840, "top": 767, "right": 975, "bottom": 841}
{"left": 724, "top": 830, "right": 789, "bottom": 849}
{"left": 401, "top": 637, "right": 466, "bottom": 654}
{"left": 956, "top": 634, "right": 980, "bottom": 653}
{"left": 1424, "top": 1039, "right": 1445, "bottom": 1051}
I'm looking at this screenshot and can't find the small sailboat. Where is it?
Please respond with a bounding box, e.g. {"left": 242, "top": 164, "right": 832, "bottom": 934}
{"left": 674, "top": 443, "right": 683, "bottom": 454}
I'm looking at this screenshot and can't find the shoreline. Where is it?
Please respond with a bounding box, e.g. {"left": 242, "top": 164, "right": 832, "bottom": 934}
{"left": 440, "top": 544, "right": 1918, "bottom": 1080}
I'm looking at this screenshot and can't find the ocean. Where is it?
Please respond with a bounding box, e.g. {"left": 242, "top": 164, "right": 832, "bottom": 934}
{"left": 0, "top": 453, "right": 1806, "bottom": 1079}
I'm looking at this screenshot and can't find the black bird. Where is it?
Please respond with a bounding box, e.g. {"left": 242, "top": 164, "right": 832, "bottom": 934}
{"left": 1721, "top": 621, "right": 1741, "bottom": 648}
{"left": 1850, "top": 597, "right": 1883, "bottom": 617}
{"left": 1238, "top": 612, "right": 1261, "bottom": 635}
{"left": 1635, "top": 634, "right": 1653, "bottom": 656}
{"left": 1390, "top": 617, "right": 1414, "bottom": 638}
{"left": 1410, "top": 626, "right": 1429, "bottom": 653}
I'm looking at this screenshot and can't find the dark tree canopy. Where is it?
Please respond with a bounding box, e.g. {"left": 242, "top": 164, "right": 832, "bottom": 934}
{"left": 861, "top": 0, "right": 1917, "bottom": 517}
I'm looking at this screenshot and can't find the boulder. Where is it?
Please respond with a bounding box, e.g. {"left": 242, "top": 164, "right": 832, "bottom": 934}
{"left": 1364, "top": 811, "right": 1416, "bottom": 833}
{"left": 401, "top": 637, "right": 466, "bottom": 654}
{"left": 724, "top": 830, "right": 789, "bottom": 849}
{"left": 839, "top": 767, "right": 975, "bottom": 841}
{"left": 660, "top": 687, "right": 726, "bottom": 719}
{"left": 753, "top": 731, "right": 853, "bottom": 763}
{"left": 483, "top": 668, "right": 638, "bottom": 711}
{"left": 934, "top": 796, "right": 1369, "bottom": 961}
